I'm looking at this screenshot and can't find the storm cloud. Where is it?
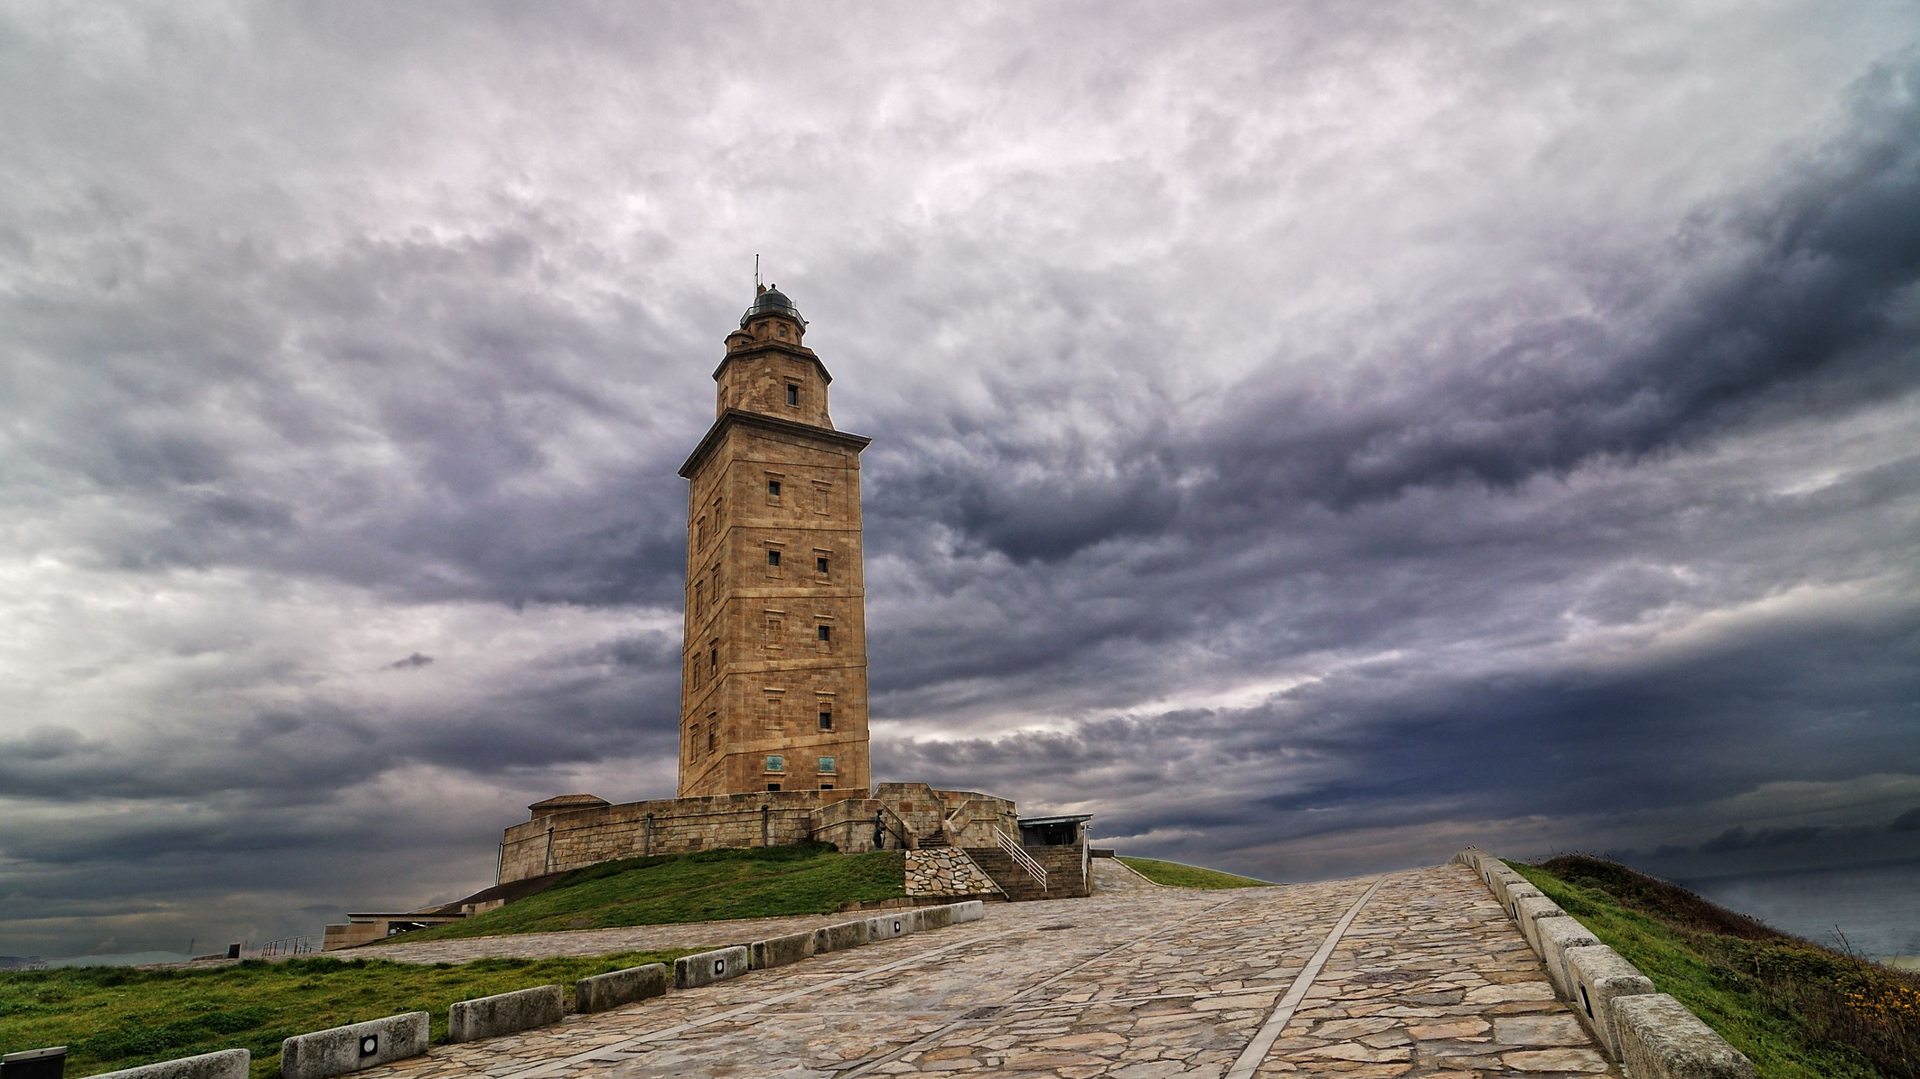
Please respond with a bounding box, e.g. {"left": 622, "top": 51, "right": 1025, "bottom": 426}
{"left": 2, "top": 3, "right": 1918, "bottom": 958}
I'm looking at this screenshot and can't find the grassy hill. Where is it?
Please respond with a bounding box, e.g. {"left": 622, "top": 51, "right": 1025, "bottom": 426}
{"left": 1117, "top": 856, "right": 1269, "bottom": 889}
{"left": 1513, "top": 854, "right": 1920, "bottom": 1079}
{"left": 0, "top": 951, "right": 689, "bottom": 1079}
{"left": 383, "top": 843, "right": 906, "bottom": 943}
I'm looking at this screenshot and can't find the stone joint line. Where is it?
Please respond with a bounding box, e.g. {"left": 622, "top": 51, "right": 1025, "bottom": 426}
{"left": 1224, "top": 874, "right": 1385, "bottom": 1079}
{"left": 840, "top": 892, "right": 1253, "bottom": 1077}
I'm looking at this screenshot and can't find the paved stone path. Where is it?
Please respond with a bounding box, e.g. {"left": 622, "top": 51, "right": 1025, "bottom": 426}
{"left": 355, "top": 862, "right": 1619, "bottom": 1077}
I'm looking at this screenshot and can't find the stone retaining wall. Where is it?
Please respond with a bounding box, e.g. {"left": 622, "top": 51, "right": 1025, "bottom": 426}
{"left": 904, "top": 848, "right": 1003, "bottom": 897}
{"left": 1453, "top": 848, "right": 1757, "bottom": 1079}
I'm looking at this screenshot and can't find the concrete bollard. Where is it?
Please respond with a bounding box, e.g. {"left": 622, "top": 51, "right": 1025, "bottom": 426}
{"left": 813, "top": 919, "right": 869, "bottom": 954}
{"left": 1535, "top": 915, "right": 1599, "bottom": 997}
{"left": 674, "top": 945, "right": 749, "bottom": 989}
{"left": 447, "top": 985, "right": 564, "bottom": 1043}
{"left": 89, "top": 1050, "right": 251, "bottom": 1079}
{"left": 1512, "top": 894, "right": 1566, "bottom": 952}
{"left": 1565, "top": 944, "right": 1656, "bottom": 1060}
{"left": 574, "top": 963, "right": 670, "bottom": 1013}
{"left": 750, "top": 931, "right": 817, "bottom": 970}
{"left": 1614, "top": 993, "right": 1757, "bottom": 1079}
{"left": 281, "top": 1013, "right": 427, "bottom": 1079}
{"left": 1503, "top": 882, "right": 1545, "bottom": 920}
{"left": 949, "top": 900, "right": 986, "bottom": 923}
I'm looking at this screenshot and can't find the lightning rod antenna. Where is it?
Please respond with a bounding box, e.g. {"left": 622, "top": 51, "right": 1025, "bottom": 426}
{"left": 754, "top": 253, "right": 761, "bottom": 291}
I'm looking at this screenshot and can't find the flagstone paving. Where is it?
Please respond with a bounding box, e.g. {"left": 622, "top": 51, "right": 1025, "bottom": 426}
{"left": 350, "top": 861, "right": 1619, "bottom": 1078}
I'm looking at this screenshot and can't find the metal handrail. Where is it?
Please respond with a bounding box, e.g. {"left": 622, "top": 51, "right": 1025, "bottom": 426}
{"left": 995, "top": 828, "right": 1048, "bottom": 888}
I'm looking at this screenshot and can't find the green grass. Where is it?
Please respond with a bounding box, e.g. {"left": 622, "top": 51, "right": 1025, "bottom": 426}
{"left": 1512, "top": 855, "right": 1920, "bottom": 1079}
{"left": 0, "top": 951, "right": 691, "bottom": 1079}
{"left": 385, "top": 843, "right": 906, "bottom": 942}
{"left": 1117, "top": 856, "right": 1269, "bottom": 889}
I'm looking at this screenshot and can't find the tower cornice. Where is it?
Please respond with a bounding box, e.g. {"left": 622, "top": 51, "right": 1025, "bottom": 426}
{"left": 677, "top": 408, "right": 872, "bottom": 479}
{"left": 712, "top": 341, "right": 834, "bottom": 385}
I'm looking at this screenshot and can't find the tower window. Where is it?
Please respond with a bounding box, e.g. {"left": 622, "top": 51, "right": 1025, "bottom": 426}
{"left": 766, "top": 782, "right": 781, "bottom": 792}
{"left": 818, "top": 756, "right": 836, "bottom": 774}
{"left": 765, "top": 754, "right": 785, "bottom": 772}
{"left": 767, "top": 550, "right": 781, "bottom": 567}
{"left": 767, "top": 479, "right": 781, "bottom": 498}
{"left": 709, "top": 646, "right": 718, "bottom": 672}
{"left": 818, "top": 709, "right": 833, "bottom": 730}
{"left": 816, "top": 556, "right": 829, "bottom": 574}
{"left": 820, "top": 783, "right": 833, "bottom": 790}
{"left": 817, "top": 624, "right": 831, "bottom": 642}
{"left": 786, "top": 384, "right": 799, "bottom": 406}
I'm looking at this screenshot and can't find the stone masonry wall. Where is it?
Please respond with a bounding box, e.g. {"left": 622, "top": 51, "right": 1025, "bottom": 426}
{"left": 905, "top": 848, "right": 1004, "bottom": 898}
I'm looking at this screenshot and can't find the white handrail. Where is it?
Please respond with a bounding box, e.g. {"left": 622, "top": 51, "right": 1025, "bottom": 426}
{"left": 995, "top": 828, "right": 1048, "bottom": 889}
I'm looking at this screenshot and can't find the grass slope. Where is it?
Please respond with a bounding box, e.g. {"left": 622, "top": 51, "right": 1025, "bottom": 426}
{"left": 388, "top": 843, "right": 906, "bottom": 942}
{"left": 0, "top": 951, "right": 688, "bottom": 1079}
{"left": 1513, "top": 855, "right": 1920, "bottom": 1079}
{"left": 1117, "top": 856, "right": 1268, "bottom": 889}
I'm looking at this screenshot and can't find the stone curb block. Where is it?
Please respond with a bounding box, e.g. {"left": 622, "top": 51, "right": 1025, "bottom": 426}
{"left": 950, "top": 900, "right": 985, "bottom": 923}
{"left": 91, "top": 1049, "right": 251, "bottom": 1079}
{"left": 574, "top": 963, "right": 669, "bottom": 1013}
{"left": 281, "top": 1012, "right": 428, "bottom": 1079}
{"left": 866, "top": 910, "right": 919, "bottom": 941}
{"left": 675, "top": 945, "right": 749, "bottom": 989}
{"left": 1512, "top": 893, "right": 1565, "bottom": 952}
{"left": 919, "top": 904, "right": 954, "bottom": 930}
{"left": 813, "top": 919, "right": 869, "bottom": 953}
{"left": 1565, "top": 943, "right": 1656, "bottom": 1060}
{"left": 1503, "top": 882, "right": 1545, "bottom": 921}
{"left": 1615, "top": 993, "right": 1757, "bottom": 1079}
{"left": 751, "top": 931, "right": 817, "bottom": 970}
{"left": 448, "top": 985, "right": 564, "bottom": 1044}
{"left": 1536, "top": 914, "right": 1599, "bottom": 997}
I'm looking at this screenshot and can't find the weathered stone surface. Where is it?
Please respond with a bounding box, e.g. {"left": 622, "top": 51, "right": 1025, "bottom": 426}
{"left": 906, "top": 848, "right": 1006, "bottom": 897}
{"left": 750, "top": 930, "right": 816, "bottom": 970}
{"left": 573, "top": 963, "right": 669, "bottom": 1013}
{"left": 674, "top": 945, "right": 750, "bottom": 989}
{"left": 814, "top": 918, "right": 869, "bottom": 952}
{"left": 1565, "top": 943, "right": 1656, "bottom": 1059}
{"left": 281, "top": 1012, "right": 427, "bottom": 1079}
{"left": 949, "top": 899, "right": 985, "bottom": 923}
{"left": 91, "top": 1050, "right": 251, "bottom": 1079}
{"left": 867, "top": 910, "right": 919, "bottom": 941}
{"left": 919, "top": 903, "right": 954, "bottom": 929}
{"left": 1615, "top": 992, "right": 1756, "bottom": 1078}
{"left": 1535, "top": 913, "right": 1599, "bottom": 996}
{"left": 1512, "top": 893, "right": 1566, "bottom": 951}
{"left": 447, "top": 985, "right": 564, "bottom": 1043}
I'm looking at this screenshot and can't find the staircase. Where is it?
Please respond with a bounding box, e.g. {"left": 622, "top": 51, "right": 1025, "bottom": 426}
{"left": 963, "top": 846, "right": 1053, "bottom": 901}
{"left": 916, "top": 833, "right": 950, "bottom": 849}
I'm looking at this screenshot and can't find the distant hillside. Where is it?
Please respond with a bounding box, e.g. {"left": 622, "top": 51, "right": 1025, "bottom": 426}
{"left": 376, "top": 843, "right": 906, "bottom": 943}
{"left": 1117, "top": 856, "right": 1269, "bottom": 889}
{"left": 1515, "top": 854, "right": 1920, "bottom": 1079}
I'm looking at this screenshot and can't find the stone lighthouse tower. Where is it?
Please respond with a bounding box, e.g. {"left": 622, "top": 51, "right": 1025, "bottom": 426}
{"left": 676, "top": 285, "right": 872, "bottom": 802}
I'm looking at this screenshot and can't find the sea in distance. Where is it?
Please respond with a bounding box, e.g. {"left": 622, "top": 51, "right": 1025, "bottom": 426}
{"left": 1676, "top": 857, "right": 1920, "bottom": 961}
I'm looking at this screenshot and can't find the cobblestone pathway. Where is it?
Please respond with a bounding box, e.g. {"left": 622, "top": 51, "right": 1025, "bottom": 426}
{"left": 355, "top": 863, "right": 1617, "bottom": 1078}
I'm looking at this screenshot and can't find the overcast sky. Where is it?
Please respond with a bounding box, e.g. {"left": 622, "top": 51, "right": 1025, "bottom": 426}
{"left": 3, "top": 2, "right": 1918, "bottom": 960}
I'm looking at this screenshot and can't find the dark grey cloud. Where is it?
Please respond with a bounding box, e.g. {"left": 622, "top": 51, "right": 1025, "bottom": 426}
{"left": 3, "top": 3, "right": 1918, "bottom": 958}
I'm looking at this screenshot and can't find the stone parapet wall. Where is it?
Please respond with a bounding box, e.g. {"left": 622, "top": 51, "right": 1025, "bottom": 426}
{"left": 497, "top": 786, "right": 995, "bottom": 885}
{"left": 905, "top": 848, "right": 1003, "bottom": 898}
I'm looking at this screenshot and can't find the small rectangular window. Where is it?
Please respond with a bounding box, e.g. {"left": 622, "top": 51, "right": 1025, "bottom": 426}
{"left": 765, "top": 754, "right": 785, "bottom": 772}
{"left": 709, "top": 646, "right": 718, "bottom": 671}
{"left": 817, "top": 624, "right": 831, "bottom": 642}
{"left": 820, "top": 783, "right": 833, "bottom": 790}
{"left": 767, "top": 479, "right": 782, "bottom": 497}
{"left": 766, "top": 782, "right": 781, "bottom": 792}
{"left": 816, "top": 556, "right": 829, "bottom": 574}
{"left": 767, "top": 550, "right": 781, "bottom": 567}
{"left": 786, "top": 384, "right": 799, "bottom": 406}
{"left": 818, "top": 756, "right": 836, "bottom": 774}
{"left": 818, "top": 709, "right": 833, "bottom": 730}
